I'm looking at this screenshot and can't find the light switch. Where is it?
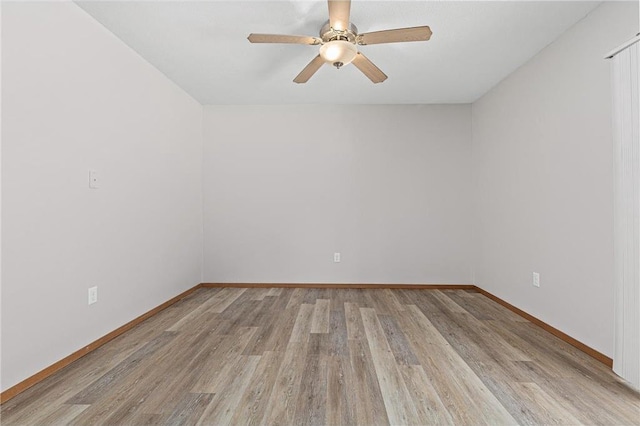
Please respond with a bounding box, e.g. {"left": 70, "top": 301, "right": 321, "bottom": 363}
{"left": 88, "top": 286, "right": 98, "bottom": 305}
{"left": 533, "top": 272, "right": 540, "bottom": 288}
{"left": 89, "top": 170, "right": 99, "bottom": 189}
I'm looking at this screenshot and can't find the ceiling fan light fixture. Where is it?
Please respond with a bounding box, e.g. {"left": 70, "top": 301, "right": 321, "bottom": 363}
{"left": 247, "top": 0, "right": 431, "bottom": 83}
{"left": 319, "top": 40, "right": 357, "bottom": 68}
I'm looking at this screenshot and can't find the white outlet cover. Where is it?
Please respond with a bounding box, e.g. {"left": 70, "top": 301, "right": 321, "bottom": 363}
{"left": 334, "top": 253, "right": 341, "bottom": 263}
{"left": 532, "top": 272, "right": 540, "bottom": 287}
{"left": 88, "top": 286, "right": 98, "bottom": 305}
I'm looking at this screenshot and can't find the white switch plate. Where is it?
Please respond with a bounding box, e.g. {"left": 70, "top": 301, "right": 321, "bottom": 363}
{"left": 532, "top": 272, "right": 540, "bottom": 288}
{"left": 88, "top": 286, "right": 98, "bottom": 305}
{"left": 334, "top": 252, "right": 341, "bottom": 263}
{"left": 89, "top": 170, "right": 99, "bottom": 189}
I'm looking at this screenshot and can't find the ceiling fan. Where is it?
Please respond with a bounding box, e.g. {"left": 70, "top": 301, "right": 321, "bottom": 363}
{"left": 247, "top": 0, "right": 432, "bottom": 84}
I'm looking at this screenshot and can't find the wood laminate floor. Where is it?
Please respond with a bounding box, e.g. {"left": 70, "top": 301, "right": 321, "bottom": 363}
{"left": 2, "top": 288, "right": 639, "bottom": 425}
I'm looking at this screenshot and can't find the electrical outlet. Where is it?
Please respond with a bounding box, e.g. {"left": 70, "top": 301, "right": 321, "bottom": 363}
{"left": 532, "top": 272, "right": 540, "bottom": 288}
{"left": 334, "top": 252, "right": 341, "bottom": 263}
{"left": 88, "top": 286, "right": 98, "bottom": 305}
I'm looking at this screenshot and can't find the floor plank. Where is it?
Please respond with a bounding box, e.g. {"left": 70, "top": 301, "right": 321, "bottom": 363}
{"left": 262, "top": 341, "right": 309, "bottom": 425}
{"left": 360, "top": 307, "right": 421, "bottom": 425}
{"left": 399, "top": 364, "right": 454, "bottom": 425}
{"left": 196, "top": 355, "right": 261, "bottom": 424}
{"left": 229, "top": 350, "right": 284, "bottom": 425}
{"left": 163, "top": 393, "right": 213, "bottom": 426}
{"left": 310, "top": 299, "right": 331, "bottom": 334}
{"left": 347, "top": 337, "right": 391, "bottom": 425}
{"left": 326, "top": 355, "right": 356, "bottom": 426}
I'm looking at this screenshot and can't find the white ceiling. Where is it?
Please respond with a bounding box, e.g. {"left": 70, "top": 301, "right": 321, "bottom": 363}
{"left": 76, "top": 1, "right": 601, "bottom": 105}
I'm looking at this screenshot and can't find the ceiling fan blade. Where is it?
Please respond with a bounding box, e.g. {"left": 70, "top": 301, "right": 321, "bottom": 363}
{"left": 357, "top": 26, "right": 432, "bottom": 45}
{"left": 352, "top": 52, "right": 387, "bottom": 83}
{"left": 328, "top": 0, "right": 351, "bottom": 31}
{"left": 247, "top": 33, "right": 321, "bottom": 45}
{"left": 293, "top": 55, "right": 325, "bottom": 84}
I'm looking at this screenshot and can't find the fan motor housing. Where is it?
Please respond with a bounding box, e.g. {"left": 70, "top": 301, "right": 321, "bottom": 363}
{"left": 320, "top": 20, "right": 358, "bottom": 44}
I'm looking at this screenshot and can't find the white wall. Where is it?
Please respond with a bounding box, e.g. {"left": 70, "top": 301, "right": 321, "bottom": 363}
{"left": 472, "top": 1, "right": 639, "bottom": 357}
{"left": 1, "top": 2, "right": 203, "bottom": 391}
{"left": 203, "top": 105, "right": 472, "bottom": 284}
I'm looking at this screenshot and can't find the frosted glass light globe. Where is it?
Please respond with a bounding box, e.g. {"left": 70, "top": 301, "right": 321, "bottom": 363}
{"left": 319, "top": 40, "right": 358, "bottom": 68}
